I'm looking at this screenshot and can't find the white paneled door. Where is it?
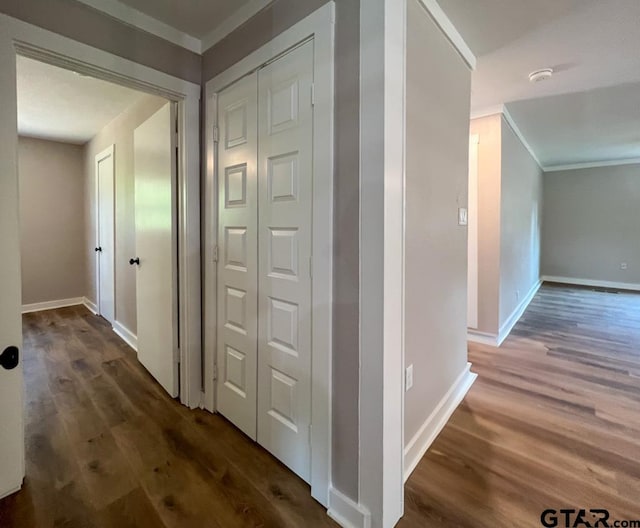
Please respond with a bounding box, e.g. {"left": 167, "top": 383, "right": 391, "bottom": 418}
{"left": 96, "top": 145, "right": 115, "bottom": 324}
{"left": 133, "top": 102, "right": 179, "bottom": 397}
{"left": 216, "top": 41, "right": 314, "bottom": 482}
{"left": 216, "top": 72, "right": 259, "bottom": 438}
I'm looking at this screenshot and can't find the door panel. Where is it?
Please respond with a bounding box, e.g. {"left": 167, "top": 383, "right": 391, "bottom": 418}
{"left": 96, "top": 146, "right": 115, "bottom": 324}
{"left": 0, "top": 44, "right": 24, "bottom": 498}
{"left": 216, "top": 73, "right": 259, "bottom": 439}
{"left": 257, "top": 41, "right": 314, "bottom": 482}
{"left": 133, "top": 102, "right": 178, "bottom": 397}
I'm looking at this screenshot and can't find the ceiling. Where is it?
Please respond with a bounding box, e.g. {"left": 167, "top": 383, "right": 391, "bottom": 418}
{"left": 438, "top": 0, "right": 640, "bottom": 167}
{"left": 17, "top": 56, "right": 147, "bottom": 144}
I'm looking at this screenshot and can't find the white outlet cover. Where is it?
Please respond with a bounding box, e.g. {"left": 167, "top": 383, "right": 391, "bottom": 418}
{"left": 458, "top": 207, "right": 468, "bottom": 226}
{"left": 621, "top": 263, "right": 628, "bottom": 270}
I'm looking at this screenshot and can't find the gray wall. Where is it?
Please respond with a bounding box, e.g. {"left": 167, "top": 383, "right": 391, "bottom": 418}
{"left": 84, "top": 94, "right": 167, "bottom": 335}
{"left": 19, "top": 137, "right": 86, "bottom": 305}
{"left": 0, "top": 0, "right": 201, "bottom": 84}
{"left": 404, "top": 0, "right": 471, "bottom": 443}
{"left": 542, "top": 164, "right": 640, "bottom": 286}
{"left": 202, "top": 0, "right": 361, "bottom": 500}
{"left": 499, "top": 118, "right": 543, "bottom": 328}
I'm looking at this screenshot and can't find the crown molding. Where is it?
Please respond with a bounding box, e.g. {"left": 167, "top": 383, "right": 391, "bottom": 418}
{"left": 417, "top": 0, "right": 476, "bottom": 70}
{"left": 75, "top": 0, "right": 202, "bottom": 53}
{"left": 543, "top": 157, "right": 640, "bottom": 172}
{"left": 201, "top": 0, "right": 272, "bottom": 52}
{"left": 501, "top": 106, "right": 543, "bottom": 170}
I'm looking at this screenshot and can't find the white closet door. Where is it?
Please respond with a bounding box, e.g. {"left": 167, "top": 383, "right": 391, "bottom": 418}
{"left": 216, "top": 73, "right": 259, "bottom": 438}
{"left": 96, "top": 146, "right": 115, "bottom": 324}
{"left": 133, "top": 102, "right": 179, "bottom": 397}
{"left": 257, "top": 41, "right": 314, "bottom": 482}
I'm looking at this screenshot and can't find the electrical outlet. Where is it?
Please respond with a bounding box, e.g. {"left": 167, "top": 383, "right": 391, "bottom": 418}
{"left": 621, "top": 262, "right": 628, "bottom": 270}
{"left": 405, "top": 364, "right": 414, "bottom": 392}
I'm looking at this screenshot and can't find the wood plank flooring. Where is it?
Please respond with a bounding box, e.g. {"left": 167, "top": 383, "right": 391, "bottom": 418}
{"left": 0, "top": 306, "right": 336, "bottom": 528}
{"left": 2, "top": 284, "right": 639, "bottom": 527}
{"left": 401, "top": 283, "right": 640, "bottom": 527}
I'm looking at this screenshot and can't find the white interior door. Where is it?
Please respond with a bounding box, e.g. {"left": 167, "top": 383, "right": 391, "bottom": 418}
{"left": 0, "top": 57, "right": 24, "bottom": 496}
{"left": 133, "top": 102, "right": 179, "bottom": 397}
{"left": 256, "top": 41, "right": 314, "bottom": 482}
{"left": 216, "top": 73, "right": 259, "bottom": 438}
{"left": 468, "top": 134, "right": 479, "bottom": 329}
{"left": 96, "top": 145, "right": 115, "bottom": 324}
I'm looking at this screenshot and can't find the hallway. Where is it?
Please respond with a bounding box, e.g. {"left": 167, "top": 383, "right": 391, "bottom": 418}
{"left": 402, "top": 284, "right": 640, "bottom": 527}
{"left": 0, "top": 306, "right": 335, "bottom": 528}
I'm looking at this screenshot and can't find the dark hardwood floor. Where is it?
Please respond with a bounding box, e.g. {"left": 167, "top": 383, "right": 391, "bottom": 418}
{"left": 0, "top": 306, "right": 336, "bottom": 528}
{"left": 2, "top": 283, "right": 639, "bottom": 527}
{"left": 402, "top": 283, "right": 640, "bottom": 527}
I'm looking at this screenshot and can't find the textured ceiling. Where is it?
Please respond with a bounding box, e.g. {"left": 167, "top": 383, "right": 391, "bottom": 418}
{"left": 17, "top": 56, "right": 147, "bottom": 144}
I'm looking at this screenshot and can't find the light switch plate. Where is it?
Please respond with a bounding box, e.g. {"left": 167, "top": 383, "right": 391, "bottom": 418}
{"left": 458, "top": 207, "right": 468, "bottom": 226}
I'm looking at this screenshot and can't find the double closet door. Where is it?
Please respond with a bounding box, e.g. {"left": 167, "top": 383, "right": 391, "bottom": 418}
{"left": 216, "top": 41, "right": 314, "bottom": 482}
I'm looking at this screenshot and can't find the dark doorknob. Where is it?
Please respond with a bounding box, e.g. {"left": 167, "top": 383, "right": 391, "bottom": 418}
{"left": 129, "top": 257, "right": 140, "bottom": 266}
{"left": 95, "top": 247, "right": 102, "bottom": 252}
{"left": 0, "top": 346, "right": 19, "bottom": 370}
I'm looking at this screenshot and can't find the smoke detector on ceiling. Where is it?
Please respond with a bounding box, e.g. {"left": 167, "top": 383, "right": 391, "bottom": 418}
{"left": 529, "top": 68, "right": 554, "bottom": 83}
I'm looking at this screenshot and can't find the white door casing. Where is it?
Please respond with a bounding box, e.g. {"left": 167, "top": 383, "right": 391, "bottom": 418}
{"left": 216, "top": 72, "right": 259, "bottom": 438}
{"left": 133, "top": 102, "right": 179, "bottom": 397}
{"left": 0, "top": 29, "right": 24, "bottom": 499}
{"left": 95, "top": 145, "right": 115, "bottom": 324}
{"left": 467, "top": 134, "right": 479, "bottom": 329}
{"left": 257, "top": 40, "right": 314, "bottom": 482}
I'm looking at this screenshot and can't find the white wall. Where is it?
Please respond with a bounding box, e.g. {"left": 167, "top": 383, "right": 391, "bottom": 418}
{"left": 84, "top": 94, "right": 167, "bottom": 335}
{"left": 19, "top": 136, "right": 86, "bottom": 305}
{"left": 542, "top": 163, "right": 640, "bottom": 286}
{"left": 404, "top": 0, "right": 472, "bottom": 444}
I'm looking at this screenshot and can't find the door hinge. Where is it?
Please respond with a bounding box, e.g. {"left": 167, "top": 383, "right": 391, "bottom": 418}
{"left": 310, "top": 84, "right": 315, "bottom": 107}
{"left": 213, "top": 245, "right": 219, "bottom": 262}
{"left": 213, "top": 125, "right": 219, "bottom": 143}
{"left": 213, "top": 364, "right": 218, "bottom": 381}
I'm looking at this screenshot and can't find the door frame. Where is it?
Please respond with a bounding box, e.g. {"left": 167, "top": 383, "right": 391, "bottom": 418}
{"left": 203, "top": 3, "right": 335, "bottom": 507}
{"left": 1, "top": 12, "right": 202, "bottom": 409}
{"left": 467, "top": 134, "right": 479, "bottom": 329}
{"left": 94, "top": 144, "right": 115, "bottom": 324}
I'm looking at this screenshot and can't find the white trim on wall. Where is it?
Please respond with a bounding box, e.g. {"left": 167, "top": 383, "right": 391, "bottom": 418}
{"left": 21, "top": 297, "right": 84, "bottom": 313}
{"left": 83, "top": 297, "right": 98, "bottom": 314}
{"left": 416, "top": 0, "right": 476, "bottom": 70}
{"left": 543, "top": 158, "right": 640, "bottom": 173}
{"left": 328, "top": 487, "right": 372, "bottom": 528}
{"left": 403, "top": 363, "right": 476, "bottom": 480}
{"left": 542, "top": 275, "right": 640, "bottom": 292}
{"left": 200, "top": 0, "right": 272, "bottom": 52}
{"left": 204, "top": 2, "right": 335, "bottom": 508}
{"left": 4, "top": 12, "right": 202, "bottom": 409}
{"left": 113, "top": 320, "right": 138, "bottom": 351}
{"left": 501, "top": 107, "right": 543, "bottom": 170}
{"left": 74, "top": 0, "right": 202, "bottom": 53}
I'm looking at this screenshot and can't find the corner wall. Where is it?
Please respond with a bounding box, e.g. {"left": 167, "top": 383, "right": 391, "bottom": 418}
{"left": 542, "top": 163, "right": 640, "bottom": 287}
{"left": 404, "top": 0, "right": 472, "bottom": 448}
{"left": 84, "top": 94, "right": 167, "bottom": 336}
{"left": 19, "top": 137, "right": 86, "bottom": 305}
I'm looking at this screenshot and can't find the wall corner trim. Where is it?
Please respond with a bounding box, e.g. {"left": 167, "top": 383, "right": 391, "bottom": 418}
{"left": 467, "top": 329, "right": 499, "bottom": 347}
{"left": 497, "top": 279, "right": 542, "bottom": 345}
{"left": 112, "top": 321, "right": 138, "bottom": 351}
{"left": 83, "top": 297, "right": 98, "bottom": 315}
{"left": 542, "top": 276, "right": 640, "bottom": 293}
{"left": 21, "top": 297, "right": 84, "bottom": 314}
{"left": 417, "top": 0, "right": 477, "bottom": 70}
{"left": 403, "top": 363, "right": 477, "bottom": 481}
{"left": 327, "top": 487, "right": 372, "bottom": 528}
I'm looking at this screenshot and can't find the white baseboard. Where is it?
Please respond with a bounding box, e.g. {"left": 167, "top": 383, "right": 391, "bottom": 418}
{"left": 327, "top": 486, "right": 371, "bottom": 528}
{"left": 83, "top": 297, "right": 98, "bottom": 314}
{"left": 496, "top": 279, "right": 542, "bottom": 345}
{"left": 404, "top": 363, "right": 477, "bottom": 481}
{"left": 542, "top": 275, "right": 640, "bottom": 292}
{"left": 0, "top": 483, "right": 22, "bottom": 501}
{"left": 22, "top": 297, "right": 84, "bottom": 314}
{"left": 113, "top": 321, "right": 137, "bottom": 351}
{"left": 467, "top": 329, "right": 499, "bottom": 347}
